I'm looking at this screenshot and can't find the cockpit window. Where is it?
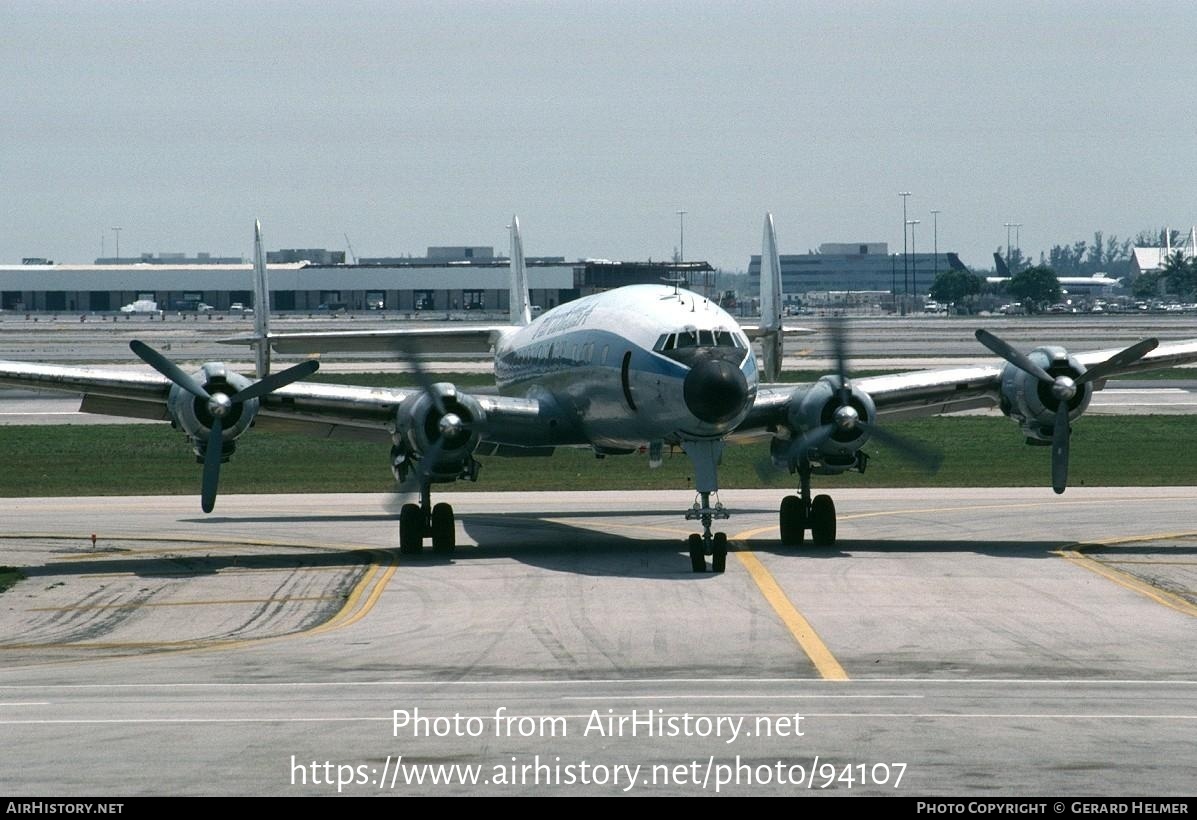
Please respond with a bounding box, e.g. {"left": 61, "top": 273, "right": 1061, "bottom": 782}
{"left": 656, "top": 329, "right": 745, "bottom": 353}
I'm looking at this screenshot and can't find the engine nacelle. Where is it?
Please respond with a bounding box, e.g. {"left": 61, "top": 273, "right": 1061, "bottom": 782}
{"left": 166, "top": 362, "right": 260, "bottom": 461}
{"left": 393, "top": 383, "right": 486, "bottom": 483}
{"left": 997, "top": 345, "right": 1092, "bottom": 442}
{"left": 779, "top": 376, "right": 877, "bottom": 472}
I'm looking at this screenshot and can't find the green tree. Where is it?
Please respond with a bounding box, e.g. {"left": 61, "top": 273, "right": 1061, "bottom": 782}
{"left": 1132, "top": 271, "right": 1160, "bottom": 300}
{"left": 1162, "top": 250, "right": 1195, "bottom": 299}
{"left": 1007, "top": 265, "right": 1062, "bottom": 313}
{"left": 929, "top": 269, "right": 981, "bottom": 311}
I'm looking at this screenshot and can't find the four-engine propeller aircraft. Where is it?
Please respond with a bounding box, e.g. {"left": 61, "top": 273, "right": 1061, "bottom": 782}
{"left": 3, "top": 215, "right": 1197, "bottom": 573}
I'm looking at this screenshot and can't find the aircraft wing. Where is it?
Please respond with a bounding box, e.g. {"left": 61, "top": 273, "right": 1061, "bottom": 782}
{"left": 219, "top": 325, "right": 516, "bottom": 356}
{"left": 0, "top": 360, "right": 569, "bottom": 449}
{"left": 746, "top": 337, "right": 1197, "bottom": 427}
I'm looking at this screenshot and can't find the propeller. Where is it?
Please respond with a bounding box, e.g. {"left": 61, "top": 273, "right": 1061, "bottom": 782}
{"left": 387, "top": 345, "right": 488, "bottom": 499}
{"left": 759, "top": 318, "right": 943, "bottom": 479}
{"left": 974, "top": 329, "right": 1158, "bottom": 493}
{"left": 130, "top": 340, "right": 319, "bottom": 512}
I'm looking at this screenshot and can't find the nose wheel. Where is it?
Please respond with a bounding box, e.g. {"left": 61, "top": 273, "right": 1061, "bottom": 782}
{"left": 685, "top": 491, "right": 729, "bottom": 573}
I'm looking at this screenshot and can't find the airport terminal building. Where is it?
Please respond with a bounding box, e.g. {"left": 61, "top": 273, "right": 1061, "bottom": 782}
{"left": 0, "top": 247, "right": 713, "bottom": 313}
{"left": 748, "top": 242, "right": 968, "bottom": 301}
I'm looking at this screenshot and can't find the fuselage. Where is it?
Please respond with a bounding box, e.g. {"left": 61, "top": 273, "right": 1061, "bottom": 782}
{"left": 493, "top": 284, "right": 758, "bottom": 450}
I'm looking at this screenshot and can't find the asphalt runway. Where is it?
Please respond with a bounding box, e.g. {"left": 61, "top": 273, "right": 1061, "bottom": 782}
{"left": 5, "top": 312, "right": 1197, "bottom": 369}
{"left": 1, "top": 489, "right": 1195, "bottom": 796}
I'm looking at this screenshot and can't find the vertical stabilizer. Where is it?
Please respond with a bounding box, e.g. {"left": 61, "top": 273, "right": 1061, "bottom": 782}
{"left": 758, "top": 213, "right": 784, "bottom": 381}
{"left": 993, "top": 252, "right": 1011, "bottom": 278}
{"left": 252, "top": 220, "right": 271, "bottom": 377}
{"left": 509, "top": 216, "right": 532, "bottom": 326}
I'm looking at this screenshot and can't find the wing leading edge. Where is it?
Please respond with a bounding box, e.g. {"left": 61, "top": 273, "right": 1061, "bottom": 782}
{"left": 0, "top": 360, "right": 570, "bottom": 450}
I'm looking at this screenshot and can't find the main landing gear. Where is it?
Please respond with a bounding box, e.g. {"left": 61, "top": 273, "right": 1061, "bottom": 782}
{"left": 398, "top": 481, "right": 456, "bottom": 555}
{"left": 685, "top": 491, "right": 729, "bottom": 574}
{"left": 779, "top": 459, "right": 837, "bottom": 547}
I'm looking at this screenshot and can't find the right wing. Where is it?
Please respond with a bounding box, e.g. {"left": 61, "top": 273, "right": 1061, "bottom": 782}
{"left": 0, "top": 360, "right": 580, "bottom": 450}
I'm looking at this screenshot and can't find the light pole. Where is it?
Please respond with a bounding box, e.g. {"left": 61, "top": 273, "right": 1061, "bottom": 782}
{"left": 1004, "top": 222, "right": 1016, "bottom": 271}
{"left": 930, "top": 209, "right": 941, "bottom": 279}
{"left": 1014, "top": 223, "right": 1022, "bottom": 269}
{"left": 907, "top": 219, "right": 921, "bottom": 302}
{"left": 676, "top": 210, "right": 687, "bottom": 263}
{"left": 899, "top": 192, "right": 911, "bottom": 315}
{"left": 111, "top": 226, "right": 122, "bottom": 261}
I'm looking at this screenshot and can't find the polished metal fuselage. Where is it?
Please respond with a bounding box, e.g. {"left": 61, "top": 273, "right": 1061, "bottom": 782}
{"left": 493, "top": 285, "right": 758, "bottom": 449}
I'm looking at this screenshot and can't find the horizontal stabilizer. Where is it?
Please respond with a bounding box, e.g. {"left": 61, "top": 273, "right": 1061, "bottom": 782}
{"left": 743, "top": 325, "right": 815, "bottom": 339}
{"left": 220, "top": 326, "right": 514, "bottom": 356}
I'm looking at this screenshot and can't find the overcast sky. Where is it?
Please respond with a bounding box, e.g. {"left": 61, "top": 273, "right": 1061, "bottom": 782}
{"left": 3, "top": 0, "right": 1196, "bottom": 271}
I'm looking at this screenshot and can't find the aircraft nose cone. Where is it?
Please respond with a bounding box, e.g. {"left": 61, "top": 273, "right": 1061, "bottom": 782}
{"left": 684, "top": 358, "right": 749, "bottom": 424}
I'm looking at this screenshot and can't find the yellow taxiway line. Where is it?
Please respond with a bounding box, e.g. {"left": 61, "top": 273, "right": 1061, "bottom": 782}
{"left": 1056, "top": 530, "right": 1197, "bottom": 620}
{"left": 732, "top": 525, "right": 848, "bottom": 681}
{"left": 0, "top": 537, "right": 398, "bottom": 653}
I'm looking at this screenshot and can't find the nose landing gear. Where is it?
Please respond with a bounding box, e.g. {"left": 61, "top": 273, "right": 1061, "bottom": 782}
{"left": 685, "top": 491, "right": 730, "bottom": 573}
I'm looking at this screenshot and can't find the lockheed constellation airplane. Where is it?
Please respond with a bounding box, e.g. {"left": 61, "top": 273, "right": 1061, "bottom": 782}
{"left": 2, "top": 215, "right": 1195, "bottom": 573}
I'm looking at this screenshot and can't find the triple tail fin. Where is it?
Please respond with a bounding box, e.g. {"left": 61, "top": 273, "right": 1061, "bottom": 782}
{"left": 509, "top": 215, "right": 532, "bottom": 326}
{"left": 758, "top": 213, "right": 784, "bottom": 381}
{"left": 252, "top": 220, "right": 271, "bottom": 377}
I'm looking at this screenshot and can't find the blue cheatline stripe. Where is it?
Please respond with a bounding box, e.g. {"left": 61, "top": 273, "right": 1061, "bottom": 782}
{"left": 495, "top": 327, "right": 691, "bottom": 388}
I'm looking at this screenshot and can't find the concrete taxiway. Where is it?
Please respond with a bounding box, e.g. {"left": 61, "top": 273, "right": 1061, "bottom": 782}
{"left": 0, "top": 489, "right": 1194, "bottom": 796}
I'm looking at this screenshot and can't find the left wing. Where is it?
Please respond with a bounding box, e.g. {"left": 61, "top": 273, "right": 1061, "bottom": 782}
{"left": 746, "top": 336, "right": 1197, "bottom": 430}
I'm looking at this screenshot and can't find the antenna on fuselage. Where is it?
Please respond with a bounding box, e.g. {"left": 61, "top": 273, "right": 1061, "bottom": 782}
{"left": 661, "top": 275, "right": 686, "bottom": 297}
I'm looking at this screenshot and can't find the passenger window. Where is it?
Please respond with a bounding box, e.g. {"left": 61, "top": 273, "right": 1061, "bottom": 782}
{"left": 601, "top": 344, "right": 609, "bottom": 365}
